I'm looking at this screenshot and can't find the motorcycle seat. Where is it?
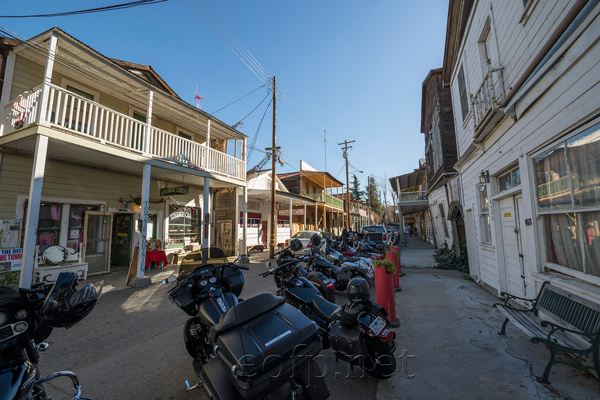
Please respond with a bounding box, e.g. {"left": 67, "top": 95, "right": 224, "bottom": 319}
{"left": 210, "top": 292, "right": 285, "bottom": 342}
{"left": 311, "top": 296, "right": 341, "bottom": 322}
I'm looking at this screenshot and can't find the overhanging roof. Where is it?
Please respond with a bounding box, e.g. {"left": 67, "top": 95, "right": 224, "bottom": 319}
{"left": 390, "top": 168, "right": 427, "bottom": 193}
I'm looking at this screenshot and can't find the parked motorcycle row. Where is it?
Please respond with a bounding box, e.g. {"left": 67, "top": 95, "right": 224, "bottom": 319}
{"left": 0, "top": 232, "right": 399, "bottom": 400}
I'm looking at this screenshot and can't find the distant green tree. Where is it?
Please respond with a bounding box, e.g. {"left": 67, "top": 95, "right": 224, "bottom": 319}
{"left": 366, "top": 176, "right": 383, "bottom": 217}
{"left": 350, "top": 174, "right": 365, "bottom": 202}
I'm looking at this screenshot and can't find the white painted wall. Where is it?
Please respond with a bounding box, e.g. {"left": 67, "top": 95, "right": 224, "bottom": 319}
{"left": 449, "top": 0, "right": 600, "bottom": 296}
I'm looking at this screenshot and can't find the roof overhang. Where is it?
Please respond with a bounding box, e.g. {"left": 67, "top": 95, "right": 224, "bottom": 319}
{"left": 390, "top": 169, "right": 427, "bottom": 193}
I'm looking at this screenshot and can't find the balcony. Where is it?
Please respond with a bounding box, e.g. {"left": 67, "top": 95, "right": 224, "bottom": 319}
{"left": 305, "top": 192, "right": 344, "bottom": 209}
{"left": 471, "top": 68, "right": 506, "bottom": 143}
{"left": 398, "top": 191, "right": 428, "bottom": 214}
{"left": 0, "top": 84, "right": 245, "bottom": 182}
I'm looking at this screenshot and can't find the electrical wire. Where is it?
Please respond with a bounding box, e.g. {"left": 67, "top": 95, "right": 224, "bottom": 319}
{"left": 210, "top": 85, "right": 266, "bottom": 114}
{"left": 0, "top": 0, "right": 169, "bottom": 18}
{"left": 247, "top": 97, "right": 273, "bottom": 163}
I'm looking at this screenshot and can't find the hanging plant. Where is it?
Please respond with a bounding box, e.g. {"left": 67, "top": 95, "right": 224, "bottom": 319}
{"left": 373, "top": 259, "right": 397, "bottom": 274}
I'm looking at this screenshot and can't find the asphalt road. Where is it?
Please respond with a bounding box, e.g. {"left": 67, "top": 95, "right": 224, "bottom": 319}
{"left": 38, "top": 253, "right": 381, "bottom": 399}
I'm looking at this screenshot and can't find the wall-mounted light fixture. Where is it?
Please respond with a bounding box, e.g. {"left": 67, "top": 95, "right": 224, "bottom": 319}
{"left": 479, "top": 170, "right": 490, "bottom": 184}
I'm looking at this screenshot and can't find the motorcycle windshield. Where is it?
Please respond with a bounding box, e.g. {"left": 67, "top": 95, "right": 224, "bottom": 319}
{"left": 177, "top": 250, "right": 228, "bottom": 280}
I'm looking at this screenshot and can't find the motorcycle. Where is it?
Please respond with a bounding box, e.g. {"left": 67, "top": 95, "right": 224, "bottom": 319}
{"left": 0, "top": 272, "right": 99, "bottom": 400}
{"left": 275, "top": 241, "right": 336, "bottom": 303}
{"left": 304, "top": 235, "right": 369, "bottom": 292}
{"left": 321, "top": 239, "right": 374, "bottom": 279}
{"left": 164, "top": 259, "right": 329, "bottom": 400}
{"left": 261, "top": 259, "right": 397, "bottom": 379}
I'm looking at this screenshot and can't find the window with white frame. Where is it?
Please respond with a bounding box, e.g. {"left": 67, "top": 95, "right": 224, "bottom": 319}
{"left": 478, "top": 183, "right": 492, "bottom": 243}
{"left": 457, "top": 65, "right": 469, "bottom": 121}
{"left": 533, "top": 122, "right": 600, "bottom": 278}
{"left": 498, "top": 166, "right": 521, "bottom": 192}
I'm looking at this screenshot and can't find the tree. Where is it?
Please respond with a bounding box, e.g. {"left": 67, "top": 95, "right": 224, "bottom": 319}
{"left": 350, "top": 174, "right": 365, "bottom": 202}
{"left": 365, "top": 176, "right": 383, "bottom": 218}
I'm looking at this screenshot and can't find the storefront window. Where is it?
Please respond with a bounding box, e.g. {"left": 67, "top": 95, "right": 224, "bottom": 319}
{"left": 36, "top": 203, "right": 62, "bottom": 252}
{"left": 167, "top": 204, "right": 200, "bottom": 248}
{"left": 66, "top": 205, "right": 99, "bottom": 252}
{"left": 535, "top": 122, "right": 600, "bottom": 278}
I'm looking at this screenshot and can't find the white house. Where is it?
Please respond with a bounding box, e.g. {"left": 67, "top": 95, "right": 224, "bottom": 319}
{"left": 444, "top": 0, "right": 600, "bottom": 301}
{"left": 0, "top": 28, "right": 247, "bottom": 287}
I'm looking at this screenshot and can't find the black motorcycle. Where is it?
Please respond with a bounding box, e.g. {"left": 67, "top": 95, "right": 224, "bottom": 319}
{"left": 164, "top": 260, "right": 329, "bottom": 399}
{"left": 275, "top": 241, "right": 336, "bottom": 303}
{"left": 0, "top": 272, "right": 99, "bottom": 400}
{"left": 304, "top": 235, "right": 369, "bottom": 292}
{"left": 261, "top": 259, "right": 397, "bottom": 379}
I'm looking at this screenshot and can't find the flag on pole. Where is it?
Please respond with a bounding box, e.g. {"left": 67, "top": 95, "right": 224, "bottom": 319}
{"left": 195, "top": 84, "right": 204, "bottom": 108}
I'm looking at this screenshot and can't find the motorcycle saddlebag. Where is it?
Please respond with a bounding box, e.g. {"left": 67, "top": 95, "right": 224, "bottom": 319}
{"left": 214, "top": 300, "right": 321, "bottom": 399}
{"left": 329, "top": 322, "right": 365, "bottom": 361}
{"left": 221, "top": 264, "right": 245, "bottom": 297}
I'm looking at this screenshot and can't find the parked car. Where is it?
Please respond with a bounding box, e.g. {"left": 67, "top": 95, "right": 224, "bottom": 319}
{"left": 285, "top": 230, "right": 330, "bottom": 254}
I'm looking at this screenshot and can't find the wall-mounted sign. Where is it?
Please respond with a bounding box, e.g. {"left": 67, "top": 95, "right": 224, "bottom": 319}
{"left": 247, "top": 200, "right": 260, "bottom": 210}
{"left": 160, "top": 186, "right": 189, "bottom": 196}
{"left": 279, "top": 209, "right": 305, "bottom": 216}
{"left": 0, "top": 248, "right": 23, "bottom": 271}
{"left": 504, "top": 212, "right": 512, "bottom": 218}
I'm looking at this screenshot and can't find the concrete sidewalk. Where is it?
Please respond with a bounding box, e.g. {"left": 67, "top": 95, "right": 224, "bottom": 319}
{"left": 381, "top": 237, "right": 599, "bottom": 399}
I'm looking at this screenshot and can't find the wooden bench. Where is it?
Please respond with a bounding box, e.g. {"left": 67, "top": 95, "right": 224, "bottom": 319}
{"left": 494, "top": 282, "right": 600, "bottom": 383}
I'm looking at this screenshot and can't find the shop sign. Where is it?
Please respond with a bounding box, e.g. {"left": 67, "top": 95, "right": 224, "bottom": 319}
{"left": 170, "top": 211, "right": 192, "bottom": 220}
{"left": 247, "top": 200, "right": 260, "bottom": 210}
{"left": 279, "top": 209, "right": 304, "bottom": 216}
{"left": 0, "top": 248, "right": 23, "bottom": 271}
{"left": 160, "top": 186, "right": 189, "bottom": 196}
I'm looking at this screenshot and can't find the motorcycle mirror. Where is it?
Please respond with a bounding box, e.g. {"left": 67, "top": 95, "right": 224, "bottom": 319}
{"left": 265, "top": 261, "right": 272, "bottom": 269}
{"left": 161, "top": 275, "right": 177, "bottom": 285}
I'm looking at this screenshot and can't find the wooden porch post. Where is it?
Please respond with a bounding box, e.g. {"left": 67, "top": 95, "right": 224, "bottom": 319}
{"left": 303, "top": 201, "right": 307, "bottom": 230}
{"left": 203, "top": 177, "right": 211, "bottom": 264}
{"left": 144, "top": 90, "right": 153, "bottom": 155}
{"left": 243, "top": 186, "right": 248, "bottom": 256}
{"left": 20, "top": 135, "right": 49, "bottom": 288}
{"left": 289, "top": 197, "right": 293, "bottom": 238}
{"left": 38, "top": 31, "right": 58, "bottom": 127}
{"left": 315, "top": 202, "right": 318, "bottom": 231}
{"left": 136, "top": 164, "right": 151, "bottom": 278}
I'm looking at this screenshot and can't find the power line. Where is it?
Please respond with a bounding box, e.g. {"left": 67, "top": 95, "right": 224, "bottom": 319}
{"left": 0, "top": 0, "right": 168, "bottom": 18}
{"left": 210, "top": 85, "right": 266, "bottom": 114}
{"left": 247, "top": 98, "right": 273, "bottom": 163}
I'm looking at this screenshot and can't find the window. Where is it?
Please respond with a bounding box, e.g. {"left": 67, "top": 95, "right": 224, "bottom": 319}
{"left": 457, "top": 65, "right": 469, "bottom": 121}
{"left": 305, "top": 182, "right": 310, "bottom": 195}
{"left": 479, "top": 184, "right": 492, "bottom": 243}
{"left": 498, "top": 167, "right": 521, "bottom": 192}
{"left": 167, "top": 204, "right": 200, "bottom": 248}
{"left": 438, "top": 204, "right": 449, "bottom": 238}
{"left": 178, "top": 131, "right": 192, "bottom": 140}
{"left": 534, "top": 122, "right": 600, "bottom": 277}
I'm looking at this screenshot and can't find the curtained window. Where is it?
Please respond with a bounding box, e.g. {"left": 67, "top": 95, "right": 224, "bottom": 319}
{"left": 534, "top": 122, "right": 600, "bottom": 278}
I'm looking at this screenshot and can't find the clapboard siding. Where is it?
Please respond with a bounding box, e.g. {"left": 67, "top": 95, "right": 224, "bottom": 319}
{"left": 448, "top": 0, "right": 600, "bottom": 294}
{"left": 10, "top": 56, "right": 44, "bottom": 99}
{"left": 0, "top": 153, "right": 204, "bottom": 219}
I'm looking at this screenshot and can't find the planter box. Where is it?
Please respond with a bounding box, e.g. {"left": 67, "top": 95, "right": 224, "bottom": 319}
{"left": 34, "top": 262, "right": 89, "bottom": 284}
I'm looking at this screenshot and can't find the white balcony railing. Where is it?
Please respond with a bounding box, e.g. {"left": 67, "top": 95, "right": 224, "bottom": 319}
{"left": 399, "top": 191, "right": 427, "bottom": 202}
{"left": 0, "top": 84, "right": 245, "bottom": 181}
{"left": 471, "top": 68, "right": 505, "bottom": 138}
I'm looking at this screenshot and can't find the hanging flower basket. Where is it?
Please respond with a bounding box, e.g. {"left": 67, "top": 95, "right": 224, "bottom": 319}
{"left": 373, "top": 259, "right": 397, "bottom": 275}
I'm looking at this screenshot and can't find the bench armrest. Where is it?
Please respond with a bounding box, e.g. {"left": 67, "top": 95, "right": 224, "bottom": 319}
{"left": 495, "top": 292, "right": 537, "bottom": 311}
{"left": 539, "top": 320, "right": 599, "bottom": 344}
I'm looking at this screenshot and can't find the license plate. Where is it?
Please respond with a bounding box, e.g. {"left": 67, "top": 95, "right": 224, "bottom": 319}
{"left": 369, "top": 316, "right": 386, "bottom": 335}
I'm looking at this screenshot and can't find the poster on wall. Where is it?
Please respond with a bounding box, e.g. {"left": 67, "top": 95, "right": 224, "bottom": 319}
{"left": 0, "top": 248, "right": 23, "bottom": 271}
{"left": 0, "top": 220, "right": 22, "bottom": 249}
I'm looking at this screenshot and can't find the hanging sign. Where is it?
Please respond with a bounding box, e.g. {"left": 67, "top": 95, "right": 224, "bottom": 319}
{"left": 160, "top": 186, "right": 189, "bottom": 196}
{"left": 247, "top": 200, "right": 260, "bottom": 210}
{"left": 279, "top": 209, "right": 304, "bottom": 216}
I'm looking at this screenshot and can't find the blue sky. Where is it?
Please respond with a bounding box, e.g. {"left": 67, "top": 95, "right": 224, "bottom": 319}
{"left": 0, "top": 0, "right": 448, "bottom": 194}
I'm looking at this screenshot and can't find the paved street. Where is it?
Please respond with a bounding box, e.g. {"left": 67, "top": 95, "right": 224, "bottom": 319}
{"left": 37, "top": 240, "right": 600, "bottom": 399}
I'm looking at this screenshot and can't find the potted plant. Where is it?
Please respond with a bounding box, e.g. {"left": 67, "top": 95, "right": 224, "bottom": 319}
{"left": 0, "top": 271, "right": 20, "bottom": 289}
{"left": 373, "top": 259, "right": 397, "bottom": 275}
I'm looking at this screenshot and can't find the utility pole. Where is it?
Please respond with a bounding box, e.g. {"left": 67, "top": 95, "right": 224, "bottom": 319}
{"left": 338, "top": 140, "right": 355, "bottom": 230}
{"left": 268, "top": 76, "right": 278, "bottom": 259}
